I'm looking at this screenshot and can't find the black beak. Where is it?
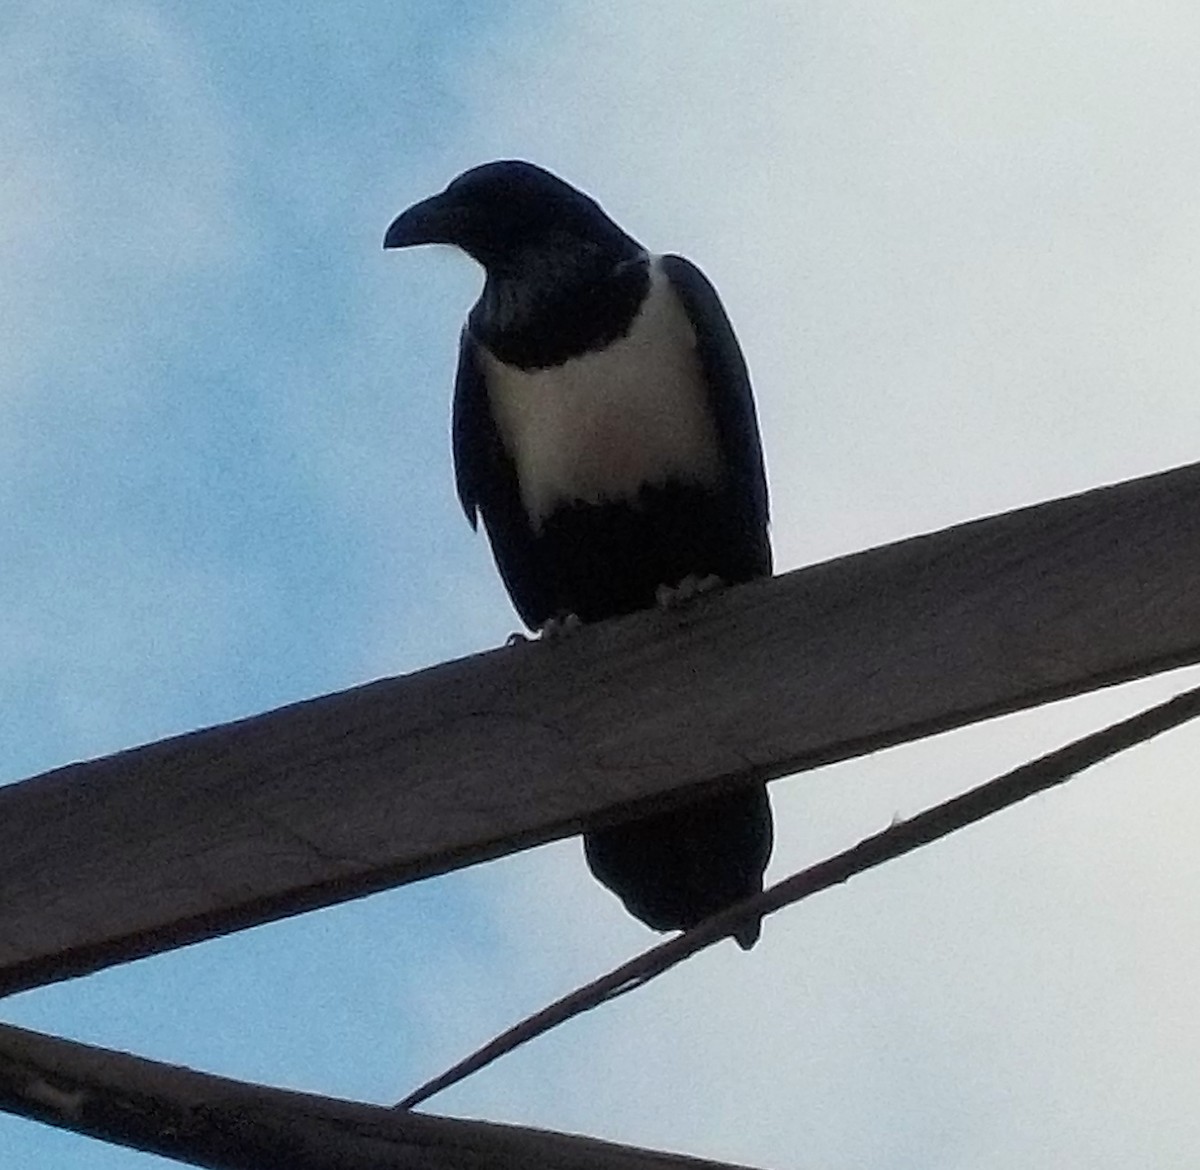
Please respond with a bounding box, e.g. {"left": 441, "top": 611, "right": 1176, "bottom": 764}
{"left": 383, "top": 193, "right": 468, "bottom": 250}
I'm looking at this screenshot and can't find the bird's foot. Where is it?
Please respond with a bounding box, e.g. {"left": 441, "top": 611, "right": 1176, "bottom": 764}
{"left": 505, "top": 631, "right": 531, "bottom": 646}
{"left": 538, "top": 612, "right": 583, "bottom": 640}
{"left": 655, "top": 574, "right": 725, "bottom": 610}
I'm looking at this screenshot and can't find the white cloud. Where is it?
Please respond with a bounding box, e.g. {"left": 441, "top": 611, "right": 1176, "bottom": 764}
{"left": 0, "top": 3, "right": 239, "bottom": 424}
{"left": 0, "top": 3, "right": 259, "bottom": 769}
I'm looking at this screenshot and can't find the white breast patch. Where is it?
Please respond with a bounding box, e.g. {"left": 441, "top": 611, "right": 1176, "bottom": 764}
{"left": 482, "top": 257, "right": 723, "bottom": 527}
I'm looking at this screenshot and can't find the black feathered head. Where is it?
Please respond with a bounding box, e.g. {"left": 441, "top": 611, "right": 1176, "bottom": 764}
{"left": 384, "top": 160, "right": 641, "bottom": 275}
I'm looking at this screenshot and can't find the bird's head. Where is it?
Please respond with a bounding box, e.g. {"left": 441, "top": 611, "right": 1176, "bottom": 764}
{"left": 383, "top": 160, "right": 640, "bottom": 277}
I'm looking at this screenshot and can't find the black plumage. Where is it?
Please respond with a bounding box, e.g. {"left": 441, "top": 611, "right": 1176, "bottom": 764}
{"left": 385, "top": 160, "right": 773, "bottom": 948}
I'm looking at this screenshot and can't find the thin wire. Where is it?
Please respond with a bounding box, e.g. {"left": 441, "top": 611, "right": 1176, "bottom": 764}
{"left": 395, "top": 681, "right": 1200, "bottom": 1111}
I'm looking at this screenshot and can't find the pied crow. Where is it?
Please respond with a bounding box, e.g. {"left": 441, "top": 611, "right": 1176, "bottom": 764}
{"left": 384, "top": 160, "right": 773, "bottom": 949}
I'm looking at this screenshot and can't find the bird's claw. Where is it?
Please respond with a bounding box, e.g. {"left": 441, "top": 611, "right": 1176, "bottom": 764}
{"left": 655, "top": 573, "right": 725, "bottom": 609}
{"left": 538, "top": 612, "right": 583, "bottom": 639}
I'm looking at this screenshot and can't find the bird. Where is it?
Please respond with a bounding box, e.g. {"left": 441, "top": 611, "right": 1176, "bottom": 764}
{"left": 384, "top": 160, "right": 773, "bottom": 948}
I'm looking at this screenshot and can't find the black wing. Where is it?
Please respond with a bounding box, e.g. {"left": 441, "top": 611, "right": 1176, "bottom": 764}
{"left": 450, "top": 329, "right": 494, "bottom": 530}
{"left": 451, "top": 330, "right": 553, "bottom": 627}
{"left": 660, "top": 254, "right": 772, "bottom": 576}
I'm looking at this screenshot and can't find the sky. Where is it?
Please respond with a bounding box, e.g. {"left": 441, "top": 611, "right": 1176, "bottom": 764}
{"left": 3, "top": 1, "right": 1200, "bottom": 1166}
